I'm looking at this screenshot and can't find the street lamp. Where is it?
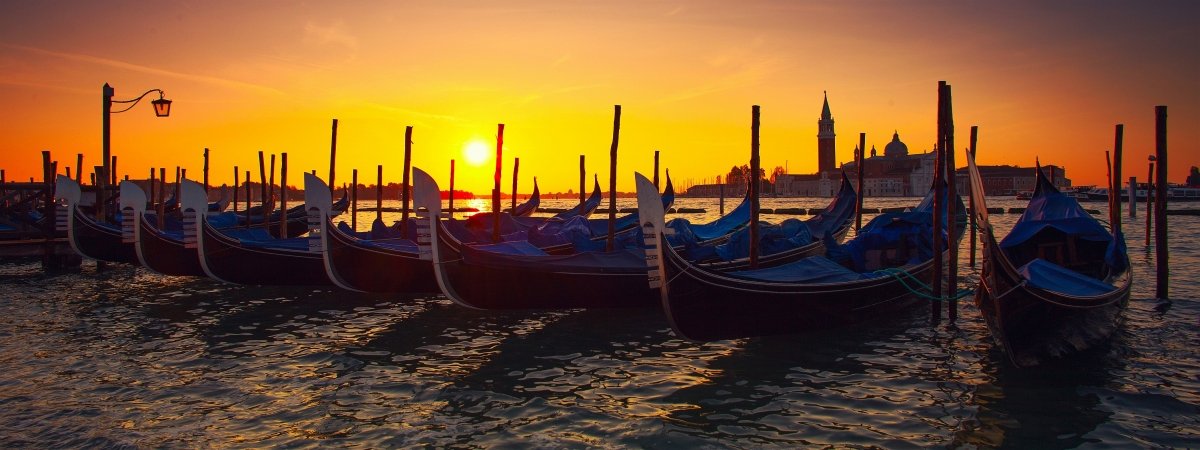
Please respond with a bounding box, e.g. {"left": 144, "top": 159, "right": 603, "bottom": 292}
{"left": 98, "top": 83, "right": 172, "bottom": 218}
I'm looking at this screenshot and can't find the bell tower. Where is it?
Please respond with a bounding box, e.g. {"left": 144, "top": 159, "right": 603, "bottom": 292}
{"left": 817, "top": 91, "right": 836, "bottom": 173}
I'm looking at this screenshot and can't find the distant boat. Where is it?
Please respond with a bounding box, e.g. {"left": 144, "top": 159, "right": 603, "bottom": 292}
{"left": 969, "top": 155, "right": 1130, "bottom": 367}
{"left": 646, "top": 175, "right": 965, "bottom": 342}
{"left": 1015, "top": 191, "right": 1033, "bottom": 200}
{"left": 1086, "top": 185, "right": 1200, "bottom": 202}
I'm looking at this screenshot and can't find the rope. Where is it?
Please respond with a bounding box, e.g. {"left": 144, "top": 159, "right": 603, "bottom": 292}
{"left": 871, "top": 267, "right": 973, "bottom": 302}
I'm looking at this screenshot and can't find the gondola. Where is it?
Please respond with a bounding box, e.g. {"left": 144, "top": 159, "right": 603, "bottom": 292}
{"left": 508, "top": 178, "right": 540, "bottom": 217}
{"left": 525, "top": 175, "right": 676, "bottom": 252}
{"left": 551, "top": 175, "right": 603, "bottom": 219}
{"left": 55, "top": 175, "right": 138, "bottom": 264}
{"left": 450, "top": 177, "right": 598, "bottom": 245}
{"left": 305, "top": 173, "right": 439, "bottom": 293}
{"left": 645, "top": 173, "right": 965, "bottom": 342}
{"left": 119, "top": 181, "right": 206, "bottom": 276}
{"left": 421, "top": 168, "right": 857, "bottom": 310}
{"left": 968, "top": 153, "right": 1130, "bottom": 367}
{"left": 183, "top": 179, "right": 332, "bottom": 286}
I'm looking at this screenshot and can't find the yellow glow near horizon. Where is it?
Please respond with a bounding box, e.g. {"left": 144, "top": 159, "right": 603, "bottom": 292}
{"left": 464, "top": 140, "right": 490, "bottom": 167}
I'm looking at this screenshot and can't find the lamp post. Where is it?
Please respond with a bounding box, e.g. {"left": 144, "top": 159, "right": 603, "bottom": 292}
{"left": 98, "top": 83, "right": 171, "bottom": 219}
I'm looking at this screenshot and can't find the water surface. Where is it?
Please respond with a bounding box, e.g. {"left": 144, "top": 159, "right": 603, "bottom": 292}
{"left": 1, "top": 197, "right": 1196, "bottom": 448}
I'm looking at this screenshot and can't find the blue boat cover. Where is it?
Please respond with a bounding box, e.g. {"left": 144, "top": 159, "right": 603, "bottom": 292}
{"left": 1018, "top": 258, "right": 1118, "bottom": 297}
{"left": 1000, "top": 184, "right": 1112, "bottom": 250}
{"left": 727, "top": 255, "right": 873, "bottom": 283}
{"left": 461, "top": 244, "right": 646, "bottom": 272}
{"left": 1001, "top": 166, "right": 1127, "bottom": 273}
{"left": 336, "top": 221, "right": 373, "bottom": 239}
{"left": 469, "top": 240, "right": 548, "bottom": 256}
{"left": 668, "top": 196, "right": 751, "bottom": 245}
{"left": 220, "top": 227, "right": 311, "bottom": 251}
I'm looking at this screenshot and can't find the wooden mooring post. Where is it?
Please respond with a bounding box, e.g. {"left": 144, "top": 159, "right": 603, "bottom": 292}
{"left": 931, "top": 81, "right": 947, "bottom": 326}
{"left": 492, "top": 124, "right": 504, "bottom": 243}
{"left": 243, "top": 170, "right": 251, "bottom": 228}
{"left": 857, "top": 133, "right": 866, "bottom": 232}
{"left": 401, "top": 126, "right": 413, "bottom": 237}
{"left": 376, "top": 165, "right": 383, "bottom": 225}
{"left": 329, "top": 119, "right": 338, "bottom": 193}
{"left": 511, "top": 157, "right": 520, "bottom": 212}
{"left": 258, "top": 152, "right": 269, "bottom": 229}
{"left": 448, "top": 161, "right": 455, "bottom": 218}
{"left": 968, "top": 126, "right": 979, "bottom": 268}
{"left": 279, "top": 153, "right": 288, "bottom": 238}
{"left": 653, "top": 150, "right": 660, "bottom": 189}
{"left": 579, "top": 155, "right": 586, "bottom": 208}
{"left": 351, "top": 169, "right": 358, "bottom": 229}
{"left": 1145, "top": 159, "right": 1154, "bottom": 247}
{"left": 233, "top": 167, "right": 239, "bottom": 212}
{"left": 944, "top": 83, "right": 959, "bottom": 324}
{"left": 203, "top": 148, "right": 210, "bottom": 192}
{"left": 606, "top": 105, "right": 621, "bottom": 252}
{"left": 1154, "top": 106, "right": 1168, "bottom": 300}
{"left": 748, "top": 105, "right": 761, "bottom": 268}
{"left": 1112, "top": 125, "right": 1123, "bottom": 236}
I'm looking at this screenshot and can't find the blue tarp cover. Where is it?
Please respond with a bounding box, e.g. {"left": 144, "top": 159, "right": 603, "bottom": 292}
{"left": 1000, "top": 175, "right": 1112, "bottom": 250}
{"left": 1018, "top": 258, "right": 1118, "bottom": 297}
{"left": 220, "top": 227, "right": 311, "bottom": 251}
{"left": 460, "top": 245, "right": 646, "bottom": 272}
{"left": 726, "top": 255, "right": 870, "bottom": 283}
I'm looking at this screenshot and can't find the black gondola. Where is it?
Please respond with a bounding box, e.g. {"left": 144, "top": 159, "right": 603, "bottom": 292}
{"left": 508, "top": 179, "right": 540, "bottom": 217}
{"left": 55, "top": 175, "right": 138, "bottom": 264}
{"left": 119, "top": 181, "right": 204, "bottom": 276}
{"left": 183, "top": 179, "right": 332, "bottom": 286}
{"left": 420, "top": 169, "right": 856, "bottom": 310}
{"left": 306, "top": 173, "right": 439, "bottom": 293}
{"left": 968, "top": 152, "right": 1131, "bottom": 367}
{"left": 644, "top": 173, "right": 965, "bottom": 342}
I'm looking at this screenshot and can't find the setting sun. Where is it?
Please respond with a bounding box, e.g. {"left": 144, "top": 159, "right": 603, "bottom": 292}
{"left": 464, "top": 140, "right": 490, "bottom": 166}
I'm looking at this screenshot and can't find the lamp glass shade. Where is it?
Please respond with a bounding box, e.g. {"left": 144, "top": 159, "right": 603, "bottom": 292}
{"left": 151, "top": 98, "right": 172, "bottom": 117}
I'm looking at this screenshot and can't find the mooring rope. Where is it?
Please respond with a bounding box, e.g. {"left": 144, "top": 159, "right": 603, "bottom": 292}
{"left": 871, "top": 267, "right": 974, "bottom": 302}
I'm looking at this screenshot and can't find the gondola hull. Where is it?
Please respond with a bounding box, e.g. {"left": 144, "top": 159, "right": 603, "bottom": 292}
{"left": 323, "top": 219, "right": 438, "bottom": 293}
{"left": 966, "top": 151, "right": 1131, "bottom": 367}
{"left": 69, "top": 206, "right": 138, "bottom": 264}
{"left": 433, "top": 221, "right": 657, "bottom": 309}
{"left": 974, "top": 236, "right": 1130, "bottom": 367}
{"left": 197, "top": 218, "right": 331, "bottom": 286}
{"left": 658, "top": 242, "right": 932, "bottom": 342}
{"left": 136, "top": 214, "right": 204, "bottom": 276}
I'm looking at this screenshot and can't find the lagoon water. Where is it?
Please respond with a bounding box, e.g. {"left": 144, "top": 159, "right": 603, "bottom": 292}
{"left": 1, "top": 197, "right": 1197, "bottom": 448}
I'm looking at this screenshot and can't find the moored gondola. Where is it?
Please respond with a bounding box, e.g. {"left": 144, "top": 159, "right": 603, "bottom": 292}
{"left": 55, "top": 175, "right": 138, "bottom": 264}
{"left": 642, "top": 173, "right": 965, "bottom": 342}
{"left": 183, "top": 179, "right": 332, "bottom": 286}
{"left": 968, "top": 152, "right": 1131, "bottom": 367}
{"left": 509, "top": 179, "right": 540, "bottom": 217}
{"left": 119, "top": 181, "right": 205, "bottom": 276}
{"left": 306, "top": 173, "right": 438, "bottom": 293}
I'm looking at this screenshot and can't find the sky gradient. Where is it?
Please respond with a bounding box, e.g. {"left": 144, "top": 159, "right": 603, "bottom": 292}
{"left": 1, "top": 0, "right": 1197, "bottom": 194}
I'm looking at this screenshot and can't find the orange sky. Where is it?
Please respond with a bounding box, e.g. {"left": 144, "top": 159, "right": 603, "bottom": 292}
{"left": 1, "top": 1, "right": 1197, "bottom": 194}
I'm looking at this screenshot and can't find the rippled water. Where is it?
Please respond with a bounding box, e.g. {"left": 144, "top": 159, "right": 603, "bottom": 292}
{"left": 1, "top": 197, "right": 1197, "bottom": 448}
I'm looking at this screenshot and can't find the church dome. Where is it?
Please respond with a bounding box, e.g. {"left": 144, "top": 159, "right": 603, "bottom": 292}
{"left": 884, "top": 131, "right": 908, "bottom": 157}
